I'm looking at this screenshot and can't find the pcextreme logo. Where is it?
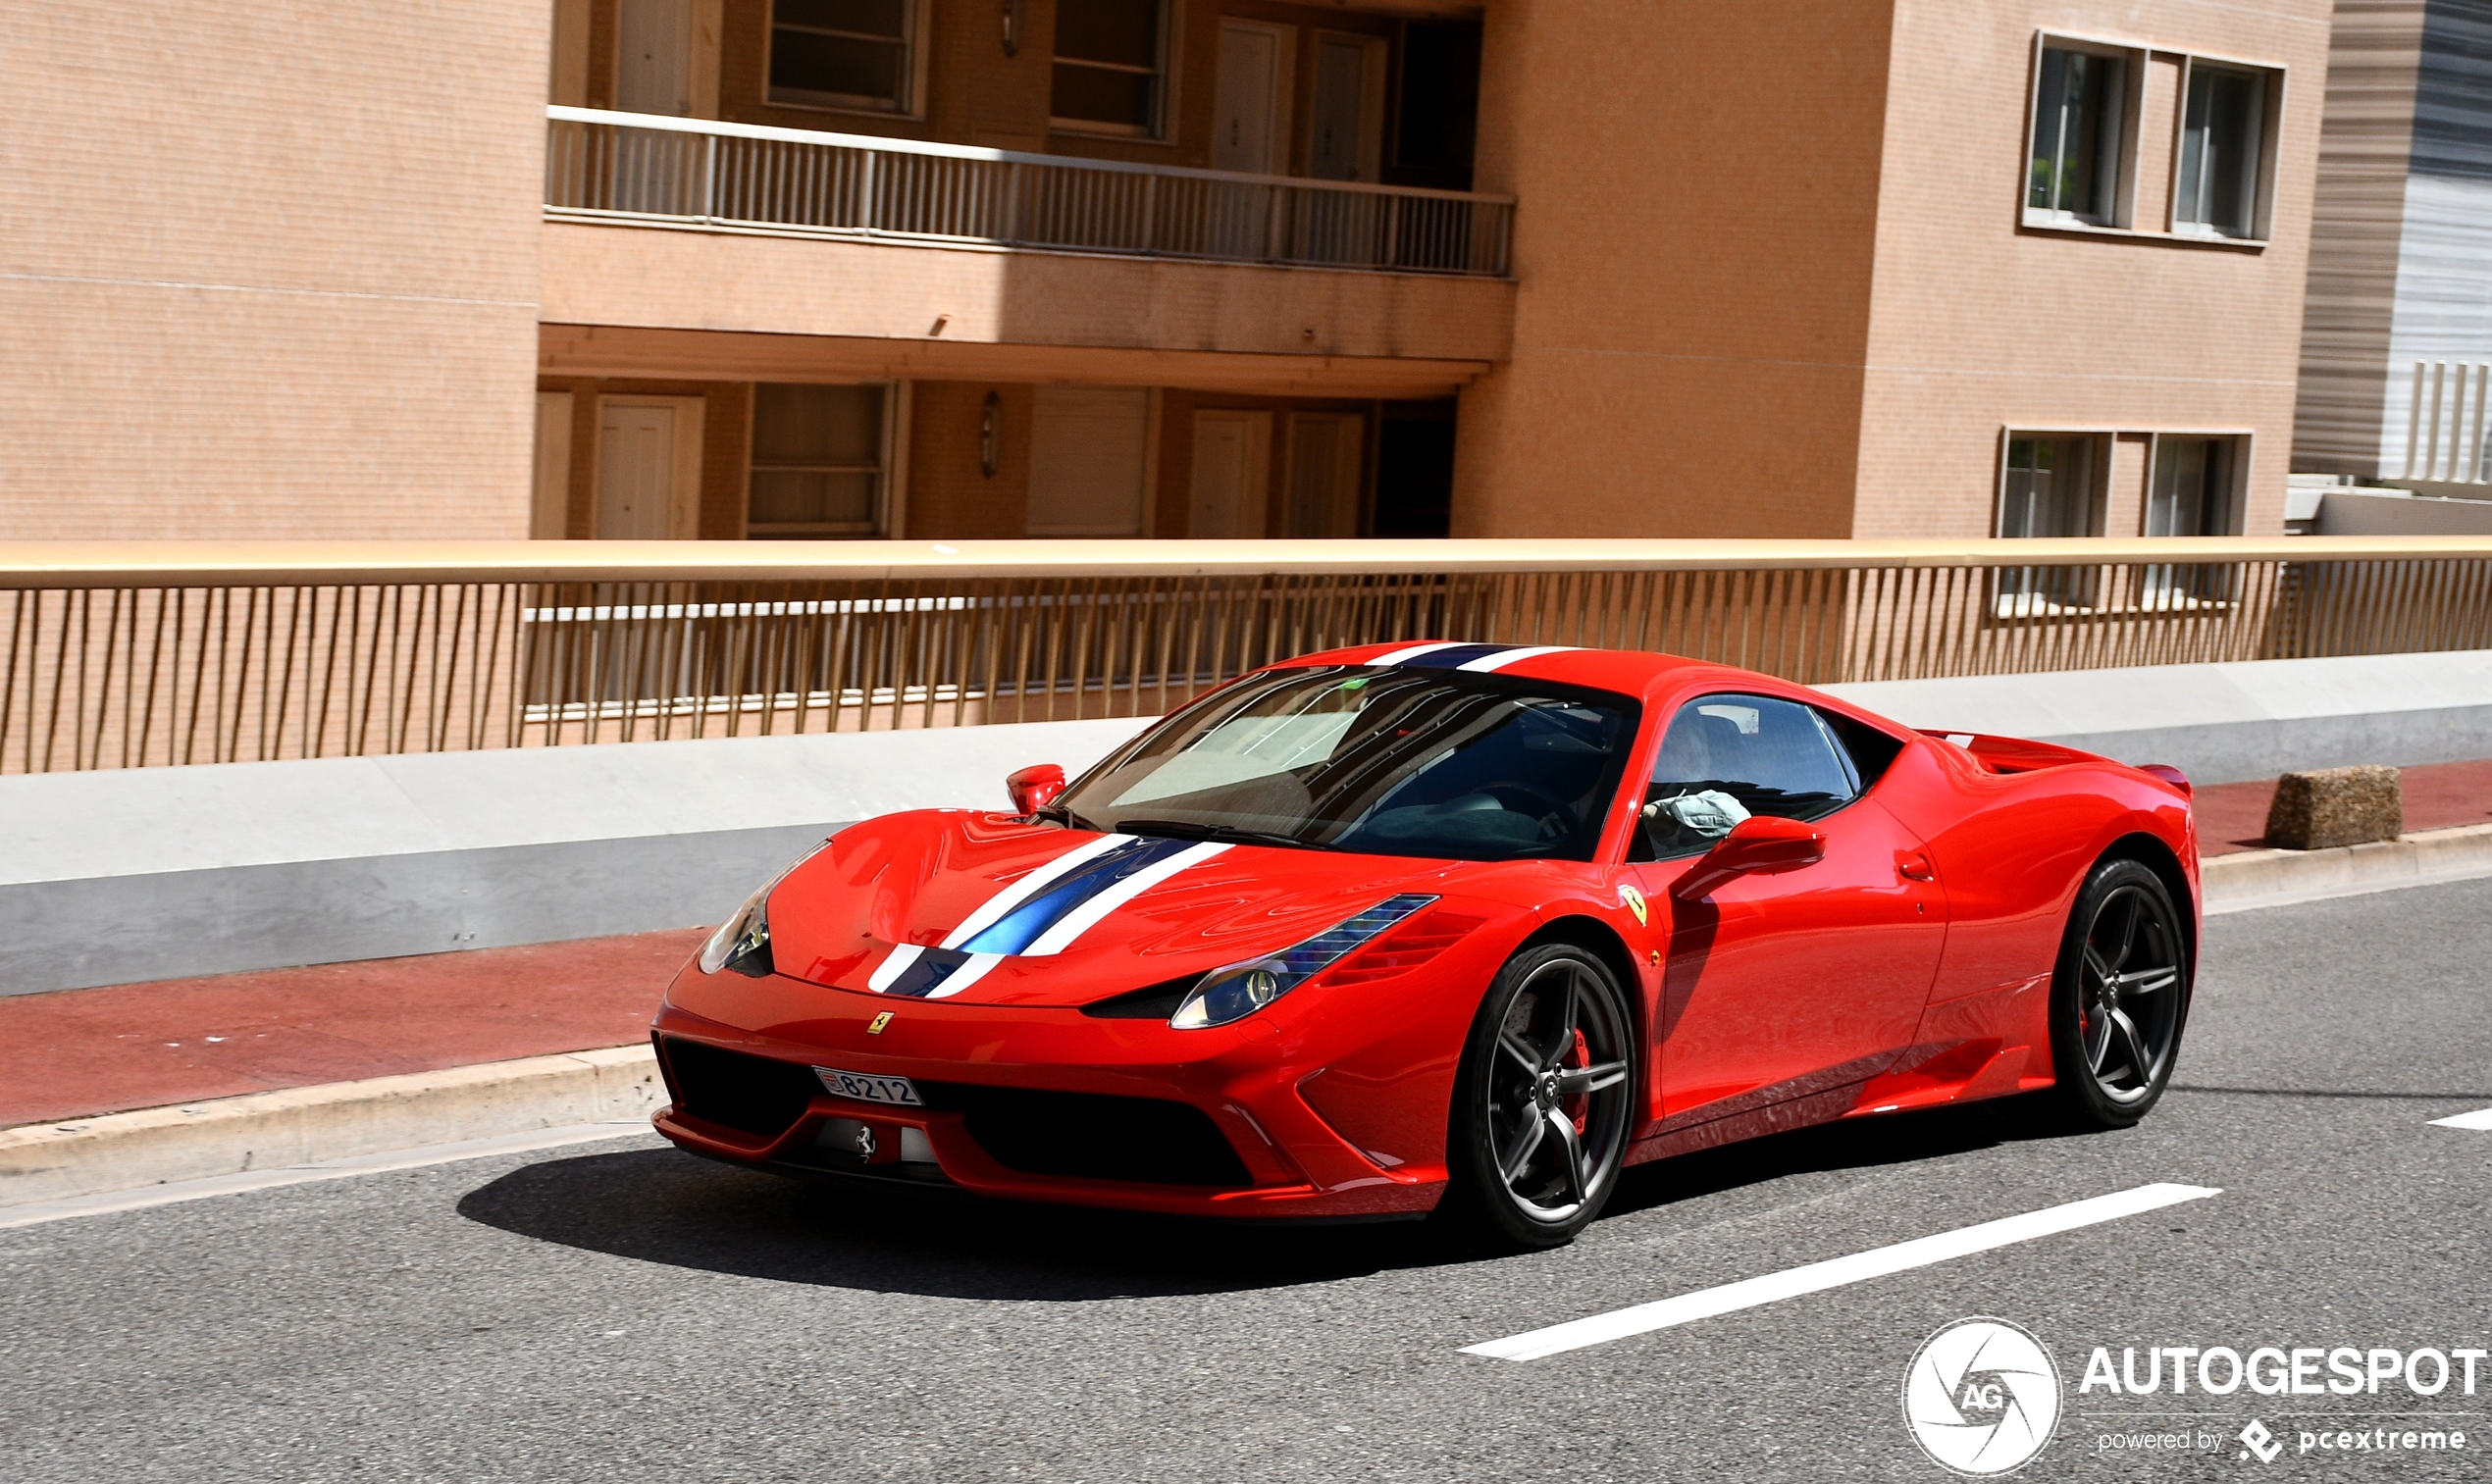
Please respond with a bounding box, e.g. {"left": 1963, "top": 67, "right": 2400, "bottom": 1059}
{"left": 1902, "top": 1317, "right": 2064, "bottom": 1476}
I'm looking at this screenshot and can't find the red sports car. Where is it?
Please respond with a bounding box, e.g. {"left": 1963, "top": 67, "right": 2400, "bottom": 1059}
{"left": 651, "top": 642, "right": 2197, "bottom": 1248}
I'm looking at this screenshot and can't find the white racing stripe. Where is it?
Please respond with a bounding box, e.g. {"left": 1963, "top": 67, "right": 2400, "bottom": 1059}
{"left": 1020, "top": 842, "right": 1232, "bottom": 955}
{"left": 2429, "top": 1106, "right": 2492, "bottom": 1130}
{"left": 923, "top": 952, "right": 1006, "bottom": 999}
{"left": 1458, "top": 644, "right": 1578, "bottom": 672}
{"left": 866, "top": 943, "right": 924, "bottom": 993}
{"left": 1366, "top": 641, "right": 1466, "bottom": 666}
{"left": 0, "top": 1122, "right": 657, "bottom": 1230}
{"left": 1461, "top": 1182, "right": 2222, "bottom": 1362}
{"left": 940, "top": 831, "right": 1130, "bottom": 949}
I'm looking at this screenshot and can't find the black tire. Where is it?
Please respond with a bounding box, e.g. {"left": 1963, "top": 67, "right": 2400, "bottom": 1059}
{"left": 2049, "top": 857, "right": 2190, "bottom": 1130}
{"left": 1439, "top": 942, "right": 1635, "bottom": 1250}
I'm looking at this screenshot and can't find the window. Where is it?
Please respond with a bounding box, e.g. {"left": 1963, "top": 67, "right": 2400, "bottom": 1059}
{"left": 2028, "top": 43, "right": 2130, "bottom": 226}
{"left": 1998, "top": 434, "right": 2103, "bottom": 608}
{"left": 2146, "top": 436, "right": 2237, "bottom": 537}
{"left": 769, "top": 0, "right": 917, "bottom": 114}
{"left": 1053, "top": 0, "right": 1168, "bottom": 136}
{"left": 1633, "top": 695, "right": 1863, "bottom": 861}
{"left": 1053, "top": 665, "right": 1640, "bottom": 862}
{"left": 1999, "top": 435, "right": 2101, "bottom": 538}
{"left": 2143, "top": 435, "right": 2242, "bottom": 604}
{"left": 2176, "top": 64, "right": 2270, "bottom": 239}
{"left": 748, "top": 383, "right": 890, "bottom": 537}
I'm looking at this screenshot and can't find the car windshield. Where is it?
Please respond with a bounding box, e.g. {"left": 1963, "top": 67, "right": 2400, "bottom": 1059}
{"left": 1051, "top": 665, "right": 1641, "bottom": 862}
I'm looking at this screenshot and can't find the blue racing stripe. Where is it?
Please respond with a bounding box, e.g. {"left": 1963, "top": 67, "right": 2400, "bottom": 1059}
{"left": 882, "top": 947, "right": 975, "bottom": 998}
{"left": 1393, "top": 643, "right": 1519, "bottom": 669}
{"left": 957, "top": 835, "right": 1200, "bottom": 955}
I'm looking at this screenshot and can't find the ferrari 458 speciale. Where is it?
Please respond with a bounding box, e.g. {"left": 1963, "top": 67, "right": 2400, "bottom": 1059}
{"left": 651, "top": 641, "right": 2197, "bottom": 1247}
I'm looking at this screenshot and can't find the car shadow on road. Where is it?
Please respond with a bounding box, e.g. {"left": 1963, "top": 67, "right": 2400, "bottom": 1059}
{"left": 457, "top": 1095, "right": 2083, "bottom": 1301}
{"left": 1598, "top": 1090, "right": 2086, "bottom": 1222}
{"left": 455, "top": 1147, "right": 1466, "bottom": 1301}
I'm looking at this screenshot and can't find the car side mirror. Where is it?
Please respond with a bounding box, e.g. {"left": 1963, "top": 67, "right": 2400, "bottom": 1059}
{"left": 1007, "top": 763, "right": 1066, "bottom": 817}
{"left": 1671, "top": 815, "right": 1827, "bottom": 900}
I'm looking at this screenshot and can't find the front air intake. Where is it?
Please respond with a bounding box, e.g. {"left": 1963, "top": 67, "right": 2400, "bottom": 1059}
{"left": 658, "top": 1037, "right": 819, "bottom": 1141}
{"left": 919, "top": 1084, "right": 1251, "bottom": 1187}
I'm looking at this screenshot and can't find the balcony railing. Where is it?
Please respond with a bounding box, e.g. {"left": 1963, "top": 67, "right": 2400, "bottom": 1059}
{"left": 2402, "top": 360, "right": 2492, "bottom": 484}
{"left": 544, "top": 106, "right": 1514, "bottom": 278}
{"left": 5, "top": 537, "right": 2491, "bottom": 774}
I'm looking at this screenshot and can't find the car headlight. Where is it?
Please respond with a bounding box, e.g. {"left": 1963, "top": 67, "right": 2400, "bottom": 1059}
{"left": 697, "top": 842, "right": 830, "bottom": 978}
{"left": 1169, "top": 894, "right": 1439, "bottom": 1029}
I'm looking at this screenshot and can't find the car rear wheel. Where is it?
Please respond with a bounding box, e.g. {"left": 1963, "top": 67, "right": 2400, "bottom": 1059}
{"left": 2049, "top": 858, "right": 2189, "bottom": 1129}
{"left": 1440, "top": 943, "right": 1635, "bottom": 1250}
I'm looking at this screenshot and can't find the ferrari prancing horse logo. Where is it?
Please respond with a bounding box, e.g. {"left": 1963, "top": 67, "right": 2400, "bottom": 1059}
{"left": 1617, "top": 884, "right": 1648, "bottom": 926}
{"left": 866, "top": 1011, "right": 894, "bottom": 1035}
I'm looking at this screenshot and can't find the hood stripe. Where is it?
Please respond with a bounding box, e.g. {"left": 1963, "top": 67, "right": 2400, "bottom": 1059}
{"left": 938, "top": 830, "right": 1129, "bottom": 949}
{"left": 1019, "top": 841, "right": 1231, "bottom": 956}
{"left": 958, "top": 835, "right": 1203, "bottom": 956}
{"left": 866, "top": 833, "right": 1233, "bottom": 995}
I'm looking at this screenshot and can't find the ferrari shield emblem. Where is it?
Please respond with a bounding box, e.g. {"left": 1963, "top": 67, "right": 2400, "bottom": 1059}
{"left": 1617, "top": 884, "right": 1648, "bottom": 926}
{"left": 866, "top": 1011, "right": 895, "bottom": 1035}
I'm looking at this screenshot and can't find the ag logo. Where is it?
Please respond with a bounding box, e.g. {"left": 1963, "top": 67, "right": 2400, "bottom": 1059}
{"left": 1901, "top": 1317, "right": 2062, "bottom": 1476}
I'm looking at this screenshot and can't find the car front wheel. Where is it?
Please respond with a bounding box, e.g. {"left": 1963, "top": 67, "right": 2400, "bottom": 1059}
{"left": 1441, "top": 943, "right": 1635, "bottom": 1250}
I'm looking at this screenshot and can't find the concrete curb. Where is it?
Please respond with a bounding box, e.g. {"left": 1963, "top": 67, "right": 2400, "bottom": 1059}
{"left": 0, "top": 1046, "right": 660, "bottom": 1208}
{"left": 2201, "top": 822, "right": 2492, "bottom": 913}
{"left": 11, "top": 827, "right": 2492, "bottom": 1213}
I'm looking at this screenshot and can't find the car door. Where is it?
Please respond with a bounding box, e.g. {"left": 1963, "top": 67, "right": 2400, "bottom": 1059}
{"left": 1621, "top": 692, "right": 1947, "bottom": 1126}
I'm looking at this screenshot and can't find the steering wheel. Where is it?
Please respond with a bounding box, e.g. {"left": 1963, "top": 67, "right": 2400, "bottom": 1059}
{"left": 1483, "top": 782, "right": 1577, "bottom": 840}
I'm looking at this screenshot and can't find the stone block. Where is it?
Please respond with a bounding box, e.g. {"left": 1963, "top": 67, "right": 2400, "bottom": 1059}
{"left": 2263, "top": 766, "right": 2404, "bottom": 850}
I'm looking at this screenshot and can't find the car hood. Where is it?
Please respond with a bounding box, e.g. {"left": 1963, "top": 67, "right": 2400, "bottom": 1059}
{"left": 763, "top": 809, "right": 1501, "bottom": 1008}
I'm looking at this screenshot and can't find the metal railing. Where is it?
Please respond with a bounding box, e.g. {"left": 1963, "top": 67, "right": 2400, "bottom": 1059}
{"left": 2402, "top": 360, "right": 2492, "bottom": 484}
{"left": 544, "top": 106, "right": 1514, "bottom": 278}
{"left": 4, "top": 537, "right": 2490, "bottom": 775}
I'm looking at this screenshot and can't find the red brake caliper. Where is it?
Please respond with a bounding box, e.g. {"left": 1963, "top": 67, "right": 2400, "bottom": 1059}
{"left": 1567, "top": 1027, "right": 1591, "bottom": 1134}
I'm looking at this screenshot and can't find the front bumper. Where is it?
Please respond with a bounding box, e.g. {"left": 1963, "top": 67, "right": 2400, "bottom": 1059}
{"left": 649, "top": 966, "right": 1455, "bottom": 1220}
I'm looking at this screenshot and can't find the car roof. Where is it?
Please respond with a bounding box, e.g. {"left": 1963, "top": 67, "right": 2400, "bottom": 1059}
{"left": 1275, "top": 641, "right": 1763, "bottom": 700}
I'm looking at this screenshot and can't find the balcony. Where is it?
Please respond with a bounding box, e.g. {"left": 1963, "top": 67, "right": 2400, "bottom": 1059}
{"left": 544, "top": 107, "right": 1513, "bottom": 278}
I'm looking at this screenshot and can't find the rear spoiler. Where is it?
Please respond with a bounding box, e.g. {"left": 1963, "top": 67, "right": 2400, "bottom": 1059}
{"left": 1917, "top": 730, "right": 2192, "bottom": 797}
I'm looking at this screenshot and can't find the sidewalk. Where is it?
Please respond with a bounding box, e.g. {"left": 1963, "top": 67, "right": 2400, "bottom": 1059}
{"left": 9, "top": 756, "right": 2492, "bottom": 1133}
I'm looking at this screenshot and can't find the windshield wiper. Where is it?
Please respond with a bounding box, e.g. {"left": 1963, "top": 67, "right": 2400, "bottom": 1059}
{"left": 1113, "top": 818, "right": 1334, "bottom": 850}
{"left": 1033, "top": 801, "right": 1108, "bottom": 833}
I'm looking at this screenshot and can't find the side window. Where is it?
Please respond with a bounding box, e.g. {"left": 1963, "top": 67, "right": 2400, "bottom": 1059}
{"left": 1634, "top": 694, "right": 1862, "bottom": 860}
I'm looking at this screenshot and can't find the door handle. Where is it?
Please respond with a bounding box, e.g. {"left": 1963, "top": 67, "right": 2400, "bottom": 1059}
{"left": 1896, "top": 850, "right": 1935, "bottom": 883}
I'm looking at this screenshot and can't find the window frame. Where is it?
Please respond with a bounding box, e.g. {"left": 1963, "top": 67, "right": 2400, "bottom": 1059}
{"left": 2168, "top": 54, "right": 2285, "bottom": 243}
{"left": 1625, "top": 691, "right": 1882, "bottom": 864}
{"left": 762, "top": 0, "right": 932, "bottom": 120}
{"left": 1993, "top": 429, "right": 2113, "bottom": 613}
{"left": 1050, "top": 0, "right": 1176, "bottom": 141}
{"left": 2023, "top": 34, "right": 2144, "bottom": 230}
{"left": 2138, "top": 431, "right": 2252, "bottom": 608}
{"left": 743, "top": 380, "right": 904, "bottom": 539}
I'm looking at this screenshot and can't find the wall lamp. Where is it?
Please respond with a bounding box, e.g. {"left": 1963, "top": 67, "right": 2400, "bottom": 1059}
{"left": 980, "top": 390, "right": 1001, "bottom": 477}
{"left": 1001, "top": 0, "right": 1019, "bottom": 57}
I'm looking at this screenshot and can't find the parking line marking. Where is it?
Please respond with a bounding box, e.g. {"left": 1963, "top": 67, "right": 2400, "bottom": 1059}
{"left": 1460, "top": 1182, "right": 2221, "bottom": 1362}
{"left": 2429, "top": 1106, "right": 2492, "bottom": 1130}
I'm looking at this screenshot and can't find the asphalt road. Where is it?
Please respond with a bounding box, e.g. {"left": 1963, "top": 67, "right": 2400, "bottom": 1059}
{"left": 5, "top": 879, "right": 2489, "bottom": 1483}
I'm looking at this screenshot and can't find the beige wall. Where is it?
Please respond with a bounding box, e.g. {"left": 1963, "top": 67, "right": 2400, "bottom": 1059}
{"left": 1451, "top": 0, "right": 1896, "bottom": 538}
{"left": 1854, "top": 0, "right": 2330, "bottom": 538}
{"left": 0, "top": 1, "right": 546, "bottom": 538}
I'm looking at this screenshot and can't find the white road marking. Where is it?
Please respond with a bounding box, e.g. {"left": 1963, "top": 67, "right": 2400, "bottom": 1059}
{"left": 2429, "top": 1106, "right": 2492, "bottom": 1131}
{"left": 0, "top": 1122, "right": 658, "bottom": 1230}
{"left": 1461, "top": 1182, "right": 2222, "bottom": 1362}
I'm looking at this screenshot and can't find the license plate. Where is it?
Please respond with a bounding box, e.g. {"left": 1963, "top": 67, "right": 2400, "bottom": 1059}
{"left": 813, "top": 1066, "right": 924, "bottom": 1107}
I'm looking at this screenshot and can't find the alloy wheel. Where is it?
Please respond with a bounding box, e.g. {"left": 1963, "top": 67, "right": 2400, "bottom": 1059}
{"left": 1483, "top": 956, "right": 1633, "bottom": 1225}
{"left": 2075, "top": 882, "right": 2184, "bottom": 1104}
